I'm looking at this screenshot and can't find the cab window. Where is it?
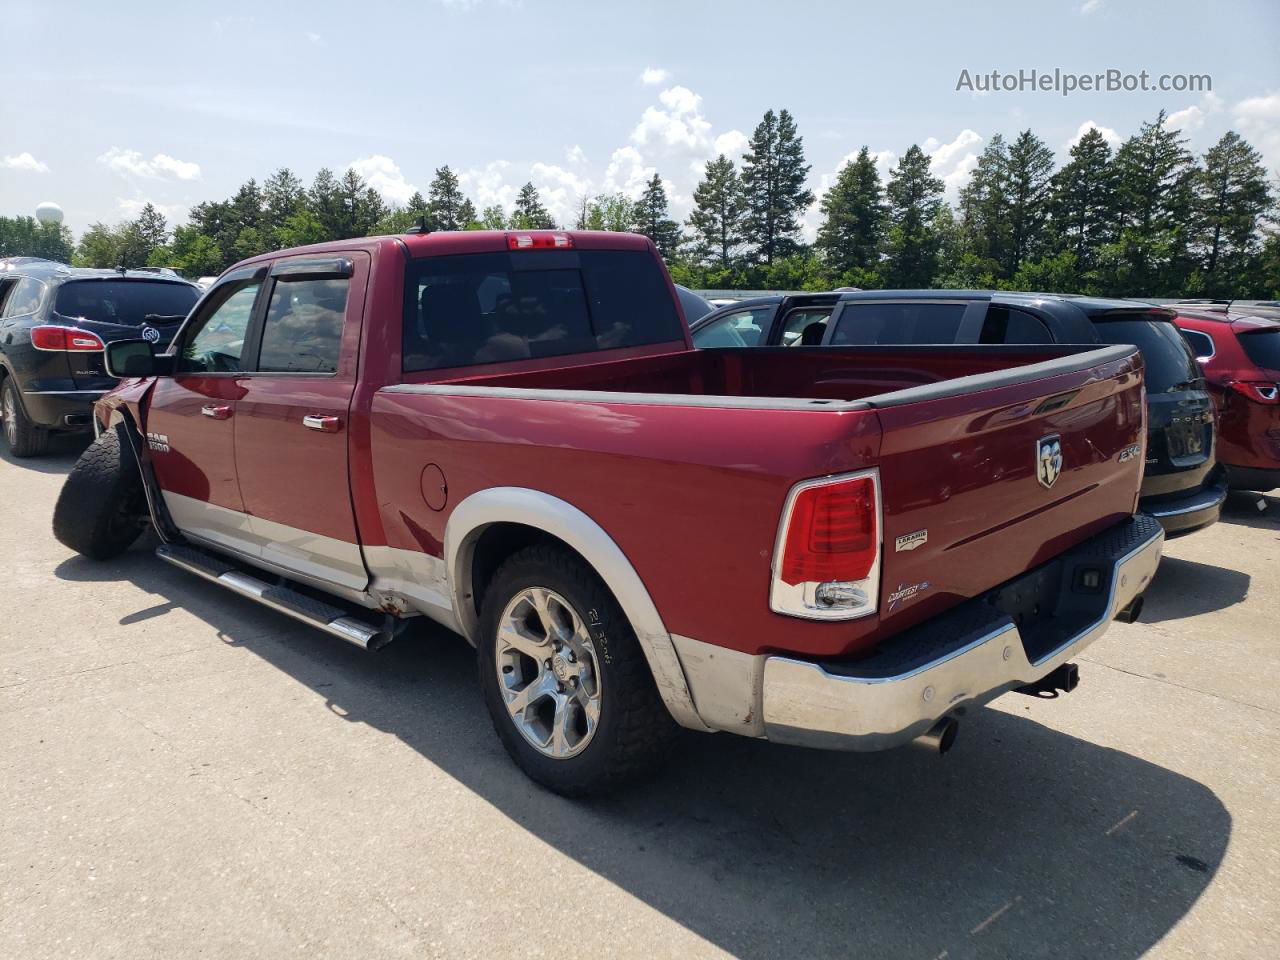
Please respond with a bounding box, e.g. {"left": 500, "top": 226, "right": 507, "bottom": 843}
{"left": 178, "top": 281, "right": 261, "bottom": 374}
{"left": 257, "top": 277, "right": 349, "bottom": 373}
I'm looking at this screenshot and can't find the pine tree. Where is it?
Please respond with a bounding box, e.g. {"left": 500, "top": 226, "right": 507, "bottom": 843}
{"left": 1048, "top": 128, "right": 1115, "bottom": 275}
{"left": 882, "top": 145, "right": 944, "bottom": 288}
{"left": 426, "top": 165, "right": 470, "bottom": 231}
{"left": 457, "top": 197, "right": 478, "bottom": 228}
{"left": 957, "top": 134, "right": 1010, "bottom": 276}
{"left": 1194, "top": 131, "right": 1271, "bottom": 295}
{"left": 1106, "top": 111, "right": 1196, "bottom": 294}
{"left": 1004, "top": 129, "right": 1056, "bottom": 275}
{"left": 262, "top": 168, "right": 305, "bottom": 243}
{"left": 815, "top": 147, "right": 884, "bottom": 279}
{"left": 510, "top": 183, "right": 556, "bottom": 229}
{"left": 740, "top": 108, "right": 814, "bottom": 265}
{"left": 581, "top": 193, "right": 635, "bottom": 232}
{"left": 631, "top": 173, "right": 681, "bottom": 260}
{"left": 309, "top": 168, "right": 344, "bottom": 240}
{"left": 479, "top": 205, "right": 507, "bottom": 230}
{"left": 686, "top": 155, "right": 746, "bottom": 270}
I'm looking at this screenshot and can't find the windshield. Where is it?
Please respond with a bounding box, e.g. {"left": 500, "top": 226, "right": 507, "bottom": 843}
{"left": 1239, "top": 330, "right": 1280, "bottom": 372}
{"left": 1093, "top": 317, "right": 1200, "bottom": 392}
{"left": 54, "top": 280, "right": 199, "bottom": 327}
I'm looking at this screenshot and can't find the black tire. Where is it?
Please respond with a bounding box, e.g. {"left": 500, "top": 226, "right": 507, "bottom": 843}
{"left": 477, "top": 543, "right": 677, "bottom": 796}
{"left": 1, "top": 377, "right": 48, "bottom": 458}
{"left": 52, "top": 424, "right": 149, "bottom": 560}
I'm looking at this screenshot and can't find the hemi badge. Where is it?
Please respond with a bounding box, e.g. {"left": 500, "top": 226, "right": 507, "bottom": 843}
{"left": 895, "top": 529, "right": 928, "bottom": 552}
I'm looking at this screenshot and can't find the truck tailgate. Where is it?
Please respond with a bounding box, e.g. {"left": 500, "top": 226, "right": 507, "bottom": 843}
{"left": 867, "top": 344, "right": 1145, "bottom": 633}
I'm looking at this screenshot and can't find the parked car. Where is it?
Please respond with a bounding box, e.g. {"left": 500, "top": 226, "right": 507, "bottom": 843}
{"left": 0, "top": 258, "right": 200, "bottom": 456}
{"left": 1171, "top": 299, "right": 1280, "bottom": 322}
{"left": 692, "top": 290, "right": 1226, "bottom": 536}
{"left": 54, "top": 232, "right": 1161, "bottom": 795}
{"left": 672, "top": 283, "right": 713, "bottom": 324}
{"left": 1173, "top": 309, "right": 1280, "bottom": 491}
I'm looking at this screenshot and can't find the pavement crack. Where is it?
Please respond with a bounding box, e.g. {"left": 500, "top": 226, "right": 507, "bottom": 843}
{"left": 1077, "top": 656, "right": 1279, "bottom": 717}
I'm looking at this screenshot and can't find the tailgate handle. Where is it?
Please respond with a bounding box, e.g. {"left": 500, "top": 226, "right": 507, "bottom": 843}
{"left": 302, "top": 414, "right": 342, "bottom": 433}
{"left": 200, "top": 404, "right": 232, "bottom": 420}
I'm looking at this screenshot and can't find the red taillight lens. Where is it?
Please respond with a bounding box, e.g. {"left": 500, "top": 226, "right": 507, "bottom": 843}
{"left": 780, "top": 476, "right": 878, "bottom": 586}
{"left": 506, "top": 232, "right": 574, "bottom": 250}
{"left": 31, "top": 325, "right": 105, "bottom": 352}
{"left": 1228, "top": 381, "right": 1280, "bottom": 404}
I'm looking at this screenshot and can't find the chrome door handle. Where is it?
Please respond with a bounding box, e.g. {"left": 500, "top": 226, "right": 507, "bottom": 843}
{"left": 200, "top": 404, "right": 232, "bottom": 420}
{"left": 302, "top": 414, "right": 341, "bottom": 433}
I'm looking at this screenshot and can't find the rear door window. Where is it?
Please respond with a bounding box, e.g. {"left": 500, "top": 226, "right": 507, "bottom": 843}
{"left": 3, "top": 278, "right": 47, "bottom": 318}
{"left": 779, "top": 307, "right": 832, "bottom": 346}
{"left": 829, "top": 302, "right": 968, "bottom": 345}
{"left": 404, "top": 250, "right": 683, "bottom": 371}
{"left": 1093, "top": 318, "right": 1200, "bottom": 392}
{"left": 1239, "top": 330, "right": 1280, "bottom": 371}
{"left": 979, "top": 305, "right": 1053, "bottom": 344}
{"left": 53, "top": 280, "right": 198, "bottom": 327}
{"left": 1179, "top": 329, "right": 1216, "bottom": 360}
{"left": 257, "top": 277, "right": 349, "bottom": 373}
{"left": 692, "top": 307, "right": 773, "bottom": 347}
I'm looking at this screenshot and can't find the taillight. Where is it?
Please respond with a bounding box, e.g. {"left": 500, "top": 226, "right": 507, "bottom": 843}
{"left": 506, "top": 232, "right": 574, "bottom": 250}
{"left": 31, "top": 325, "right": 105, "bottom": 352}
{"left": 771, "top": 471, "right": 881, "bottom": 620}
{"left": 1227, "top": 381, "right": 1279, "bottom": 404}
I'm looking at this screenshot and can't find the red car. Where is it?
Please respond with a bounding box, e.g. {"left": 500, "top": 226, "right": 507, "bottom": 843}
{"left": 1173, "top": 309, "right": 1280, "bottom": 492}
{"left": 51, "top": 230, "right": 1161, "bottom": 795}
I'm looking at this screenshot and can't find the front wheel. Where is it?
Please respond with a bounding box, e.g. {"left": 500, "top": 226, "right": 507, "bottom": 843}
{"left": 477, "top": 544, "right": 677, "bottom": 796}
{"left": 52, "top": 424, "right": 149, "bottom": 560}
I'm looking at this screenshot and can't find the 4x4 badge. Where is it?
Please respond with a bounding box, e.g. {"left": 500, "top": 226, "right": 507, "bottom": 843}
{"left": 1037, "top": 434, "right": 1063, "bottom": 489}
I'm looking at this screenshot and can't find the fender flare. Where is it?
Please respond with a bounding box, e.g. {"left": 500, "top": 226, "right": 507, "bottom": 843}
{"left": 444, "top": 487, "right": 709, "bottom": 732}
{"left": 105, "top": 404, "right": 180, "bottom": 544}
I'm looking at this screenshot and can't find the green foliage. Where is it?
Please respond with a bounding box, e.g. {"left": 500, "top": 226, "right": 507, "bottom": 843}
{"left": 815, "top": 147, "right": 883, "bottom": 277}
{"left": 883, "top": 145, "right": 944, "bottom": 287}
{"left": 426, "top": 166, "right": 470, "bottom": 231}
{"left": 686, "top": 154, "right": 745, "bottom": 270}
{"left": 741, "top": 108, "right": 813, "bottom": 265}
{"left": 1193, "top": 131, "right": 1272, "bottom": 296}
{"left": 1049, "top": 127, "right": 1115, "bottom": 274}
{"left": 631, "top": 173, "right": 681, "bottom": 260}
{"left": 0, "top": 216, "right": 74, "bottom": 261}
{"left": 578, "top": 193, "right": 635, "bottom": 232}
{"left": 510, "top": 182, "right": 556, "bottom": 229}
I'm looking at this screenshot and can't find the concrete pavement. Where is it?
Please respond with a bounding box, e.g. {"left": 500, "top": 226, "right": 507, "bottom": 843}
{"left": 2, "top": 435, "right": 1277, "bottom": 959}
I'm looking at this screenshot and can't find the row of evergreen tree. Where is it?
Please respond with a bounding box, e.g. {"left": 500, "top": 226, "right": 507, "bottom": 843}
{"left": 3, "top": 108, "right": 1275, "bottom": 298}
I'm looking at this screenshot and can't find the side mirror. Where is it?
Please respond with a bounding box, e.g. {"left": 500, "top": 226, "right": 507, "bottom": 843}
{"left": 105, "top": 339, "right": 174, "bottom": 378}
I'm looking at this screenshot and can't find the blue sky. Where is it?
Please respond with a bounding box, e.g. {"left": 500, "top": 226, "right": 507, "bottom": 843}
{"left": 2, "top": 0, "right": 1277, "bottom": 238}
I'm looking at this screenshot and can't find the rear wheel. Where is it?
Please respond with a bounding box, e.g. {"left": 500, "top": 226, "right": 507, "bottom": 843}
{"left": 52, "top": 424, "right": 149, "bottom": 560}
{"left": 477, "top": 544, "right": 677, "bottom": 796}
{"left": 1, "top": 378, "right": 48, "bottom": 458}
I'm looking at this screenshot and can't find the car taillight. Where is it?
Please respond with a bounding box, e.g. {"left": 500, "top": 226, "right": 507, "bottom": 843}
{"left": 1227, "top": 380, "right": 1280, "bottom": 404}
{"left": 31, "top": 325, "right": 105, "bottom": 352}
{"left": 506, "top": 232, "right": 574, "bottom": 250}
{"left": 771, "top": 471, "right": 881, "bottom": 620}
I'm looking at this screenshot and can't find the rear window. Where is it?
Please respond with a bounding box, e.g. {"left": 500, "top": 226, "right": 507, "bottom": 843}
{"left": 403, "top": 250, "right": 684, "bottom": 372}
{"left": 979, "top": 305, "right": 1053, "bottom": 344}
{"left": 830, "top": 302, "right": 967, "bottom": 345}
{"left": 1093, "top": 318, "right": 1200, "bottom": 392}
{"left": 1239, "top": 330, "right": 1280, "bottom": 371}
{"left": 54, "top": 280, "right": 199, "bottom": 327}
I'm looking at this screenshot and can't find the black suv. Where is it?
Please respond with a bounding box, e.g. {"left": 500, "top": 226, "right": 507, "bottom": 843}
{"left": 0, "top": 258, "right": 200, "bottom": 456}
{"left": 691, "top": 290, "right": 1226, "bottom": 536}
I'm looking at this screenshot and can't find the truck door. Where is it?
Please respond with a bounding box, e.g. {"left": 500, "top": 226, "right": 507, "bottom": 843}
{"left": 147, "top": 267, "right": 264, "bottom": 554}
{"left": 231, "top": 253, "right": 369, "bottom": 594}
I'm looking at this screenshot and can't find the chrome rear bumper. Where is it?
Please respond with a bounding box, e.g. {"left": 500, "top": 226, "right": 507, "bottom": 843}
{"left": 759, "top": 515, "right": 1165, "bottom": 751}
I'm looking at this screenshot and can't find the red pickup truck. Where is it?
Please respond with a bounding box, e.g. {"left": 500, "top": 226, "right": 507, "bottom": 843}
{"left": 53, "top": 230, "right": 1163, "bottom": 795}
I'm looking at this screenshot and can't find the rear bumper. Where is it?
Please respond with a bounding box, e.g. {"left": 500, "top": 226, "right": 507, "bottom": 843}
{"left": 1223, "top": 464, "right": 1280, "bottom": 492}
{"left": 1140, "top": 468, "right": 1228, "bottom": 537}
{"left": 757, "top": 514, "right": 1164, "bottom": 751}
{"left": 19, "top": 387, "right": 106, "bottom": 431}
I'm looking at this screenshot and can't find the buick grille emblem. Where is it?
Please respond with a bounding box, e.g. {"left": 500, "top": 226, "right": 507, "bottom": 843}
{"left": 1037, "top": 435, "right": 1063, "bottom": 489}
{"left": 141, "top": 325, "right": 161, "bottom": 343}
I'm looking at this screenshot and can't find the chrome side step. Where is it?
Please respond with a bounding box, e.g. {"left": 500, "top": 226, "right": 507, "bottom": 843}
{"left": 156, "top": 544, "right": 391, "bottom": 651}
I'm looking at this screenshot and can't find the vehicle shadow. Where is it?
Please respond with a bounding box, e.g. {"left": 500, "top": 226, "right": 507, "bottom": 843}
{"left": 1219, "top": 490, "right": 1280, "bottom": 533}
{"left": 1139, "top": 555, "right": 1252, "bottom": 624}
{"left": 0, "top": 433, "right": 89, "bottom": 474}
{"left": 56, "top": 548, "right": 1230, "bottom": 960}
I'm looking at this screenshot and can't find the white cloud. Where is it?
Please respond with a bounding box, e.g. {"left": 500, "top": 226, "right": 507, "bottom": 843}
{"left": 1233, "top": 90, "right": 1280, "bottom": 171}
{"left": 566, "top": 144, "right": 588, "bottom": 167}
{"left": 924, "top": 129, "right": 983, "bottom": 202}
{"left": 349, "top": 155, "right": 419, "bottom": 206}
{"left": 1066, "top": 120, "right": 1122, "bottom": 150}
{"left": 640, "top": 67, "right": 669, "bottom": 86}
{"left": 98, "top": 147, "right": 201, "bottom": 181}
{"left": 1079, "top": 0, "right": 1104, "bottom": 13}
{"left": 1, "top": 151, "right": 49, "bottom": 173}
{"left": 1167, "top": 93, "right": 1224, "bottom": 132}
{"left": 305, "top": 31, "right": 322, "bottom": 43}
{"left": 712, "top": 129, "right": 749, "bottom": 160}
{"left": 459, "top": 160, "right": 519, "bottom": 212}
{"left": 116, "top": 198, "right": 187, "bottom": 221}
{"left": 603, "top": 145, "right": 656, "bottom": 199}
{"left": 530, "top": 161, "right": 591, "bottom": 226}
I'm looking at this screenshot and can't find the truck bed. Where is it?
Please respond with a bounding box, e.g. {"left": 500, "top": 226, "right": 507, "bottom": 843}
{"left": 373, "top": 342, "right": 1145, "bottom": 661}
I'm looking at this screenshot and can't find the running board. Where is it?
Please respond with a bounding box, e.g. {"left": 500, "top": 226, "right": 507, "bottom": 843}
{"left": 156, "top": 544, "right": 391, "bottom": 651}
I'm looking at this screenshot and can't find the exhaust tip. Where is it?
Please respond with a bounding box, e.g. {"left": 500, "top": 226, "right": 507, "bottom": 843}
{"left": 1114, "top": 595, "right": 1145, "bottom": 624}
{"left": 912, "top": 716, "right": 959, "bottom": 755}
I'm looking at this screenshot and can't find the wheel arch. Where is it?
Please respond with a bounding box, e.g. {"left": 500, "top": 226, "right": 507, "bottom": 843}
{"left": 445, "top": 487, "right": 708, "bottom": 731}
